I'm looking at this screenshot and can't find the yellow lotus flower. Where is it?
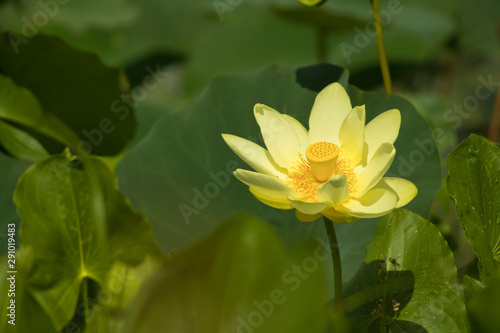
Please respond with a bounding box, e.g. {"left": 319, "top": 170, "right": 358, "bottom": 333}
{"left": 222, "top": 83, "right": 417, "bottom": 223}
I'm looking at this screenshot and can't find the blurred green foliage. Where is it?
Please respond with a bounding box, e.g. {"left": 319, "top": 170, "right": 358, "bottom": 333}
{"left": 0, "top": 0, "right": 499, "bottom": 332}
{"left": 125, "top": 214, "right": 328, "bottom": 333}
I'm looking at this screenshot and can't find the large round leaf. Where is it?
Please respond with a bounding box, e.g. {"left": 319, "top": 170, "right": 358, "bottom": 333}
{"left": 117, "top": 64, "right": 322, "bottom": 251}
{"left": 115, "top": 64, "right": 440, "bottom": 290}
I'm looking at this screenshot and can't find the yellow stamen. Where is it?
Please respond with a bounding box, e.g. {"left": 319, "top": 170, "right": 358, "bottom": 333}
{"left": 286, "top": 156, "right": 322, "bottom": 202}
{"left": 305, "top": 142, "right": 339, "bottom": 182}
{"left": 286, "top": 145, "right": 358, "bottom": 203}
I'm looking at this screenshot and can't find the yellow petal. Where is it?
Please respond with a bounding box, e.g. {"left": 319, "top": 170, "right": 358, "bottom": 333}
{"left": 375, "top": 177, "right": 417, "bottom": 208}
{"left": 254, "top": 104, "right": 302, "bottom": 169}
{"left": 282, "top": 114, "right": 308, "bottom": 157}
{"left": 222, "top": 134, "right": 286, "bottom": 179}
{"left": 295, "top": 210, "right": 322, "bottom": 222}
{"left": 250, "top": 187, "right": 294, "bottom": 210}
{"left": 317, "top": 174, "right": 350, "bottom": 205}
{"left": 353, "top": 143, "right": 395, "bottom": 198}
{"left": 287, "top": 198, "right": 331, "bottom": 215}
{"left": 308, "top": 82, "right": 352, "bottom": 146}
{"left": 337, "top": 188, "right": 398, "bottom": 218}
{"left": 233, "top": 169, "right": 296, "bottom": 198}
{"left": 249, "top": 186, "right": 290, "bottom": 204}
{"left": 364, "top": 109, "right": 401, "bottom": 164}
{"left": 339, "top": 105, "right": 366, "bottom": 165}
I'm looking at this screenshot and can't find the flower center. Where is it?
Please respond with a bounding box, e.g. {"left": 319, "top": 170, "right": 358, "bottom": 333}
{"left": 286, "top": 142, "right": 357, "bottom": 203}
{"left": 305, "top": 141, "right": 339, "bottom": 182}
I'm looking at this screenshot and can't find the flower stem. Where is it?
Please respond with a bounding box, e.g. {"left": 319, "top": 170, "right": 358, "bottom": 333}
{"left": 323, "top": 216, "right": 343, "bottom": 313}
{"left": 370, "top": 0, "right": 392, "bottom": 94}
